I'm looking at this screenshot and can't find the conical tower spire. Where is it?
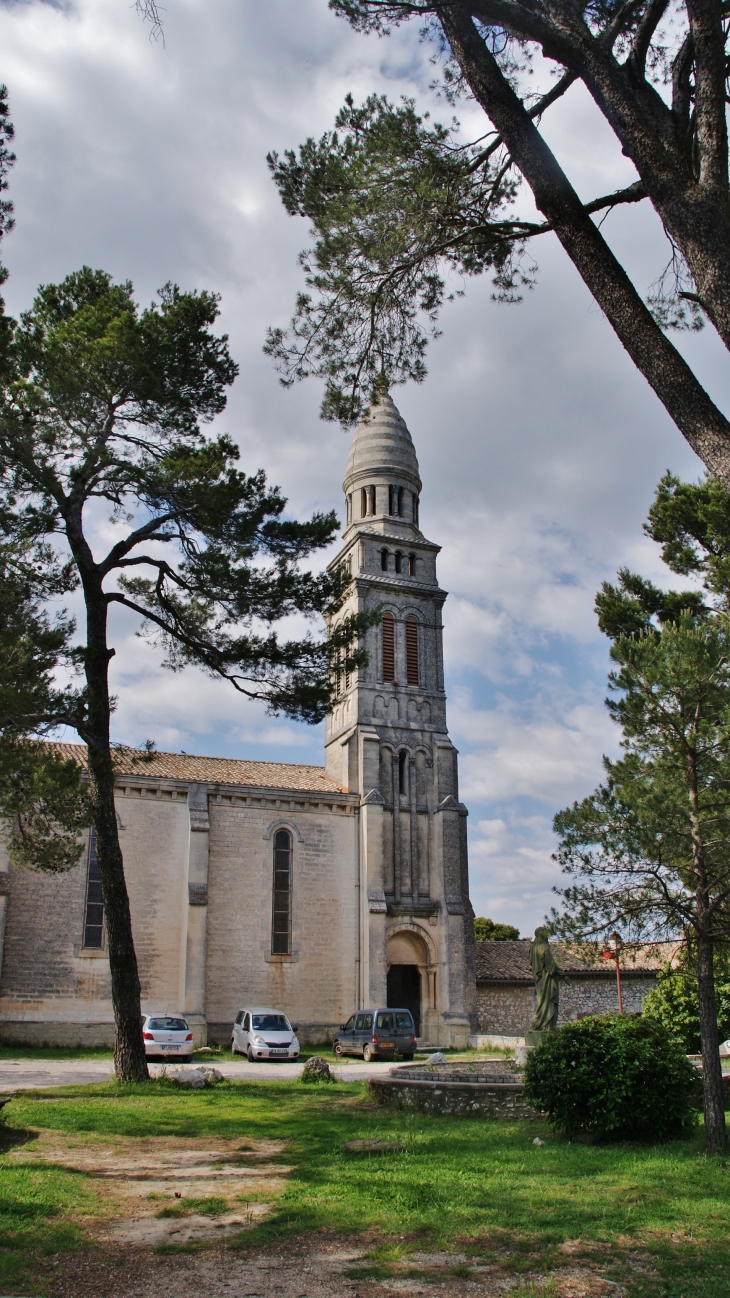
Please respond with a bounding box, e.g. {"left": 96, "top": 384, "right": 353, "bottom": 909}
{"left": 343, "top": 394, "right": 422, "bottom": 536}
{"left": 325, "top": 395, "right": 476, "bottom": 1048}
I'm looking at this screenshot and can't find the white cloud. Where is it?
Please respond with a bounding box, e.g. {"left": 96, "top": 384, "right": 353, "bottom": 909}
{"left": 452, "top": 688, "right": 615, "bottom": 806}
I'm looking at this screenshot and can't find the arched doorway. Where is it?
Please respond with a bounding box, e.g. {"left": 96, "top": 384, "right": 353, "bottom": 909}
{"left": 386, "top": 928, "right": 431, "bottom": 1038}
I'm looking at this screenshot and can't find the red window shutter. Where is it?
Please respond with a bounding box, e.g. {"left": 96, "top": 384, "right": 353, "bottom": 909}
{"left": 382, "top": 613, "right": 395, "bottom": 682}
{"left": 405, "top": 616, "right": 419, "bottom": 685}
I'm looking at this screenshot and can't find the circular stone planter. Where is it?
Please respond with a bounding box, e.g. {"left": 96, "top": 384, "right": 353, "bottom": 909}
{"left": 367, "top": 1060, "right": 539, "bottom": 1119}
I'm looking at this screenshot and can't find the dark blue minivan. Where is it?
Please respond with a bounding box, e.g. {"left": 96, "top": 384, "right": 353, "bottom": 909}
{"left": 333, "top": 1007, "right": 417, "bottom": 1061}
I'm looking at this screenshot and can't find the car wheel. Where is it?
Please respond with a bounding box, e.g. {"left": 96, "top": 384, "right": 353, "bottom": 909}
{"left": 333, "top": 1041, "right": 344, "bottom": 1057}
{"left": 363, "top": 1044, "right": 375, "bottom": 1063}
{"left": 231, "top": 1039, "right": 238, "bottom": 1056}
{"left": 401, "top": 1053, "right": 414, "bottom": 1061}
{"left": 247, "top": 1046, "right": 254, "bottom": 1062}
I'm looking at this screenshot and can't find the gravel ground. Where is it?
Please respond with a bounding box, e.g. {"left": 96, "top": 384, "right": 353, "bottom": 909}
{"left": 0, "top": 1056, "right": 395, "bottom": 1092}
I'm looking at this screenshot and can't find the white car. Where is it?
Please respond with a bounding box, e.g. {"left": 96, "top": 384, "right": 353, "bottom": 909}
{"left": 231, "top": 1007, "right": 300, "bottom": 1061}
{"left": 142, "top": 1013, "right": 194, "bottom": 1061}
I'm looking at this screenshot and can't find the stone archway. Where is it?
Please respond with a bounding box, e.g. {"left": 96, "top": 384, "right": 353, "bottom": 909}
{"left": 386, "top": 927, "right": 435, "bottom": 1040}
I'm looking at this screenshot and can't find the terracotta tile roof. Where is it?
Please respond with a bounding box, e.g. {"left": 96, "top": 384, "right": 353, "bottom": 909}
{"left": 475, "top": 939, "right": 678, "bottom": 981}
{"left": 44, "top": 742, "right": 348, "bottom": 795}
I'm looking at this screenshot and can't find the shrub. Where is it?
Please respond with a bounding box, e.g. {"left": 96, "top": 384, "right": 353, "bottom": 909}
{"left": 523, "top": 1014, "right": 699, "bottom": 1142}
{"left": 643, "top": 965, "right": 730, "bottom": 1053}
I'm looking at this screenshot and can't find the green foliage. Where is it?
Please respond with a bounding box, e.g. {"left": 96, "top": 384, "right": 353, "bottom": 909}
{"left": 594, "top": 472, "right": 730, "bottom": 641}
{"left": 595, "top": 566, "right": 708, "bottom": 640}
{"left": 474, "top": 916, "right": 520, "bottom": 941}
{"left": 643, "top": 964, "right": 730, "bottom": 1053}
{"left": 0, "top": 539, "right": 89, "bottom": 870}
{"left": 646, "top": 472, "right": 730, "bottom": 600}
{"left": 0, "top": 741, "right": 89, "bottom": 872}
{"left": 265, "top": 93, "right": 531, "bottom": 424}
{"left": 523, "top": 1015, "right": 699, "bottom": 1141}
{"left": 552, "top": 617, "right": 730, "bottom": 950}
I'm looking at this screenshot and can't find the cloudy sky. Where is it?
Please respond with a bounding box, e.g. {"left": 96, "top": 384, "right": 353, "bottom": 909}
{"left": 0, "top": 0, "right": 723, "bottom": 934}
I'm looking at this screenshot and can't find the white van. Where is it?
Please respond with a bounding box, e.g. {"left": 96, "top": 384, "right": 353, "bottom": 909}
{"left": 231, "top": 1007, "right": 300, "bottom": 1061}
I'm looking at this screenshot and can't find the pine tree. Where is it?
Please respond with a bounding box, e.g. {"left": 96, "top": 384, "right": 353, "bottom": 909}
{"left": 0, "top": 267, "right": 367, "bottom": 1081}
{"left": 553, "top": 617, "right": 730, "bottom": 1152}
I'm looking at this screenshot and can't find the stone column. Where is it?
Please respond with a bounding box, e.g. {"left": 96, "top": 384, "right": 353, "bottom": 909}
{"left": 184, "top": 783, "right": 209, "bottom": 1046}
{"left": 437, "top": 793, "right": 473, "bottom": 1048}
{"left": 361, "top": 789, "right": 386, "bottom": 1007}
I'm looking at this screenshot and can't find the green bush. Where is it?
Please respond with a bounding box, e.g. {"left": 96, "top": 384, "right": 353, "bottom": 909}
{"left": 523, "top": 1014, "right": 699, "bottom": 1142}
{"left": 643, "top": 966, "right": 730, "bottom": 1053}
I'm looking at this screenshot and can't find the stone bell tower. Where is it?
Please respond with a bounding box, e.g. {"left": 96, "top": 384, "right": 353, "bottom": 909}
{"left": 325, "top": 394, "right": 476, "bottom": 1047}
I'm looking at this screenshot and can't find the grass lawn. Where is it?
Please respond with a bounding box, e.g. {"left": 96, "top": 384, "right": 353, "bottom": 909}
{"left": 1, "top": 1078, "right": 729, "bottom": 1297}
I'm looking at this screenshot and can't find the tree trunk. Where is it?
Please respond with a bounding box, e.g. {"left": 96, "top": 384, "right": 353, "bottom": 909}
{"left": 438, "top": 6, "right": 730, "bottom": 486}
{"left": 83, "top": 582, "right": 148, "bottom": 1084}
{"left": 697, "top": 932, "right": 727, "bottom": 1153}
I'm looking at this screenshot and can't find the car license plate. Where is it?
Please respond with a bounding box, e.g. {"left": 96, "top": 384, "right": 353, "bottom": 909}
{"left": 160, "top": 1044, "right": 180, "bottom": 1051}
{"left": 380, "top": 1042, "right": 394, "bottom": 1048}
{"left": 270, "top": 1049, "right": 288, "bottom": 1056}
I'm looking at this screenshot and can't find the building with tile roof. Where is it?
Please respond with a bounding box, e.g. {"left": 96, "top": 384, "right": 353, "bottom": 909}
{"left": 473, "top": 939, "right": 677, "bottom": 1038}
{"left": 0, "top": 398, "right": 476, "bottom": 1049}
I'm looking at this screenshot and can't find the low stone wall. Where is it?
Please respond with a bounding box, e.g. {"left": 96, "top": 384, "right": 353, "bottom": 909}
{"left": 476, "top": 975, "right": 658, "bottom": 1037}
{"left": 368, "top": 1062, "right": 539, "bottom": 1120}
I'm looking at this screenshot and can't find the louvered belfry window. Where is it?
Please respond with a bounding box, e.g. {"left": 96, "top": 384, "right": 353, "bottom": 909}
{"left": 406, "top": 615, "right": 419, "bottom": 686}
{"left": 83, "top": 827, "right": 104, "bottom": 948}
{"left": 382, "top": 612, "right": 395, "bottom": 682}
{"left": 272, "top": 829, "right": 292, "bottom": 955}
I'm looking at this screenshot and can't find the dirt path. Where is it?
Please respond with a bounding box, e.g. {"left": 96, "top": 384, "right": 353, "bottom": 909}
{"left": 5, "top": 1126, "right": 629, "bottom": 1298}
{"left": 41, "top": 1239, "right": 628, "bottom": 1298}
{"left": 7, "top": 1129, "right": 290, "bottom": 1248}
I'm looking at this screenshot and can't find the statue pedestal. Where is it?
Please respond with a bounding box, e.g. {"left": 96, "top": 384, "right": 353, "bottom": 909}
{"left": 515, "top": 1029, "right": 547, "bottom": 1068}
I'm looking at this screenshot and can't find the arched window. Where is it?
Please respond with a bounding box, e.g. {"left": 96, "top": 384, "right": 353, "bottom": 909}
{"left": 397, "top": 487, "right": 404, "bottom": 516}
{"left": 388, "top": 485, "right": 395, "bottom": 515}
{"left": 382, "top": 612, "right": 395, "bottom": 682}
{"left": 380, "top": 548, "right": 389, "bottom": 572}
{"left": 272, "top": 829, "right": 292, "bottom": 955}
{"left": 408, "top": 553, "right": 416, "bottom": 576}
{"left": 398, "top": 750, "right": 408, "bottom": 796}
{"left": 406, "top": 615, "right": 419, "bottom": 685}
{"left": 394, "top": 551, "right": 403, "bottom": 574}
{"left": 83, "top": 827, "right": 104, "bottom": 949}
{"left": 334, "top": 636, "right": 351, "bottom": 696}
{"left": 369, "top": 485, "right": 376, "bottom": 515}
{"left": 361, "top": 487, "right": 368, "bottom": 518}
{"left": 413, "top": 493, "right": 419, "bottom": 526}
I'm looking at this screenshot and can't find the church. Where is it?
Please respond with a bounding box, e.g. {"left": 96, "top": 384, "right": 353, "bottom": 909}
{"left": 0, "top": 397, "right": 477, "bottom": 1049}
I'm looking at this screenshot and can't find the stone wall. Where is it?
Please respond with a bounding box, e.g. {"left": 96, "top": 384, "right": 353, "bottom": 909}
{"left": 476, "top": 975, "right": 658, "bottom": 1036}
{"left": 368, "top": 1075, "right": 538, "bottom": 1119}
{"left": 204, "top": 798, "right": 359, "bottom": 1039}
{"left": 0, "top": 787, "right": 191, "bottom": 1045}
